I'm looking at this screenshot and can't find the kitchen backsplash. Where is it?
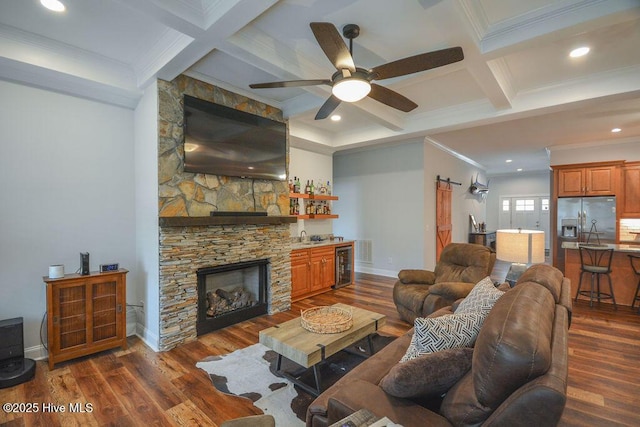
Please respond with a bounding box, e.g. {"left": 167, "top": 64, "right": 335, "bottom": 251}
{"left": 620, "top": 218, "right": 640, "bottom": 242}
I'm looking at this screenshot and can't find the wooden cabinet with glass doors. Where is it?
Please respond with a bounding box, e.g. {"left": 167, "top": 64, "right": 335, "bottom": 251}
{"left": 44, "top": 269, "right": 128, "bottom": 369}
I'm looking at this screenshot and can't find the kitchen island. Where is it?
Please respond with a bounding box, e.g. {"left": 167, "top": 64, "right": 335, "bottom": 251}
{"left": 562, "top": 242, "right": 640, "bottom": 306}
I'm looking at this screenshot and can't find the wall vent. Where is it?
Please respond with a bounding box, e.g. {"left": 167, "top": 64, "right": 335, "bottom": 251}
{"left": 356, "top": 239, "right": 373, "bottom": 263}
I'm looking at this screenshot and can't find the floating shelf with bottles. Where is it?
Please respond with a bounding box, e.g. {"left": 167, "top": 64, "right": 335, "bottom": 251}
{"left": 288, "top": 177, "right": 338, "bottom": 219}
{"left": 289, "top": 193, "right": 338, "bottom": 201}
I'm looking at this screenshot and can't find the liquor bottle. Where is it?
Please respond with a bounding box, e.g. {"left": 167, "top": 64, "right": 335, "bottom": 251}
{"left": 310, "top": 180, "right": 315, "bottom": 195}
{"left": 326, "top": 180, "right": 331, "bottom": 195}
{"left": 304, "top": 180, "right": 310, "bottom": 194}
{"left": 288, "top": 178, "right": 294, "bottom": 193}
{"left": 294, "top": 177, "right": 301, "bottom": 193}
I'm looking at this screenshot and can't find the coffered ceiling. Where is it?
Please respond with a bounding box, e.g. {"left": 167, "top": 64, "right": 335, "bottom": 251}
{"left": 1, "top": 0, "right": 639, "bottom": 174}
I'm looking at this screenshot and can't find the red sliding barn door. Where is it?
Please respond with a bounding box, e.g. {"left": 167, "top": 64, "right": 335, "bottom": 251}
{"left": 436, "top": 181, "right": 452, "bottom": 261}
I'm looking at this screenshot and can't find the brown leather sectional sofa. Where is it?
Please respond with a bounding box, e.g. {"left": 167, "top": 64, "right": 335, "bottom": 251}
{"left": 306, "top": 264, "right": 571, "bottom": 427}
{"left": 393, "top": 243, "right": 497, "bottom": 323}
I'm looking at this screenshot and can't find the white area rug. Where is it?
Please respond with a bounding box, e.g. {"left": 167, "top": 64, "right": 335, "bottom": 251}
{"left": 196, "top": 343, "right": 305, "bottom": 426}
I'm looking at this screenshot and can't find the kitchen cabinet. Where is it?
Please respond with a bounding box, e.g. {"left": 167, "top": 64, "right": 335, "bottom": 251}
{"left": 290, "top": 246, "right": 336, "bottom": 301}
{"left": 621, "top": 161, "right": 640, "bottom": 217}
{"left": 555, "top": 164, "right": 619, "bottom": 197}
{"left": 310, "top": 246, "right": 335, "bottom": 292}
{"left": 289, "top": 193, "right": 339, "bottom": 219}
{"left": 291, "top": 249, "right": 312, "bottom": 300}
{"left": 43, "top": 269, "right": 128, "bottom": 369}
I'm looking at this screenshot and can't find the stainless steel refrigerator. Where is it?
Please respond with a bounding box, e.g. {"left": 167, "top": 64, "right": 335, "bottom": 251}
{"left": 556, "top": 196, "right": 616, "bottom": 272}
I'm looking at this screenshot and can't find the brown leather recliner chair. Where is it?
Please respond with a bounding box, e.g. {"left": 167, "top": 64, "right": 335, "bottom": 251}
{"left": 393, "top": 243, "right": 496, "bottom": 323}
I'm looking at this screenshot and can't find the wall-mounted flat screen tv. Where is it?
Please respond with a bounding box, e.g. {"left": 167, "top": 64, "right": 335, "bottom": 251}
{"left": 183, "top": 95, "right": 287, "bottom": 181}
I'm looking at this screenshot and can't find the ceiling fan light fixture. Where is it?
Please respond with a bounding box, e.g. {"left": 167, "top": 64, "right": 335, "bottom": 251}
{"left": 40, "top": 0, "right": 66, "bottom": 12}
{"left": 332, "top": 78, "right": 371, "bottom": 102}
{"left": 569, "top": 46, "right": 590, "bottom": 58}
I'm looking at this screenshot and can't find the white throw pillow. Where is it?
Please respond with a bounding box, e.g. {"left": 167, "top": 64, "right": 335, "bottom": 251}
{"left": 455, "top": 276, "right": 504, "bottom": 315}
{"left": 401, "top": 312, "right": 485, "bottom": 362}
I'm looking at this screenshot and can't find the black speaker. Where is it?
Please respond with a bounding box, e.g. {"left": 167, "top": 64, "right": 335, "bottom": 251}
{"left": 0, "top": 317, "right": 36, "bottom": 389}
{"left": 81, "top": 252, "right": 90, "bottom": 275}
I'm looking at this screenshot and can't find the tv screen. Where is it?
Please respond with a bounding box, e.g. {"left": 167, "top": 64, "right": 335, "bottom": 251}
{"left": 183, "top": 95, "right": 287, "bottom": 181}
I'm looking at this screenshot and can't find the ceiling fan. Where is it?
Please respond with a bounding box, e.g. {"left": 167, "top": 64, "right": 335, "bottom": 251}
{"left": 249, "top": 22, "right": 464, "bottom": 120}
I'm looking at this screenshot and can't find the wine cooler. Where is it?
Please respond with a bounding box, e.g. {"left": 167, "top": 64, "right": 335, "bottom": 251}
{"left": 334, "top": 244, "right": 354, "bottom": 288}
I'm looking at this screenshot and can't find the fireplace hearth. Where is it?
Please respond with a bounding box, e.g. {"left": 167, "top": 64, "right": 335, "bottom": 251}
{"left": 196, "top": 259, "right": 269, "bottom": 336}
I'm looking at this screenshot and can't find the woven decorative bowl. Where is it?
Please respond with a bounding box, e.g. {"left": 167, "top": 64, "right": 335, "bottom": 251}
{"left": 301, "top": 306, "right": 353, "bottom": 334}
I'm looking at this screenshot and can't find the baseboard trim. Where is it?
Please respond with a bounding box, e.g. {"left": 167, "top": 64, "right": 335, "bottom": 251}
{"left": 355, "top": 266, "right": 397, "bottom": 278}
{"left": 25, "top": 322, "right": 158, "bottom": 362}
{"left": 25, "top": 344, "right": 47, "bottom": 361}
{"left": 136, "top": 324, "right": 159, "bottom": 352}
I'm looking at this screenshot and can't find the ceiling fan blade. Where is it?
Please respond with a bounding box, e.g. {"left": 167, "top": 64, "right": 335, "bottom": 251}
{"left": 250, "top": 79, "right": 331, "bottom": 89}
{"left": 371, "top": 47, "right": 464, "bottom": 80}
{"left": 315, "top": 95, "right": 341, "bottom": 120}
{"left": 368, "top": 83, "right": 417, "bottom": 112}
{"left": 310, "top": 22, "right": 356, "bottom": 72}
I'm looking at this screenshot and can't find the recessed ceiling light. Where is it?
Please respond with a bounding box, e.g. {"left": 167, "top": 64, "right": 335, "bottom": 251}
{"left": 505, "top": 159, "right": 512, "bottom": 163}
{"left": 517, "top": 168, "right": 523, "bottom": 172}
{"left": 330, "top": 115, "right": 341, "bottom": 122}
{"left": 611, "top": 128, "right": 622, "bottom": 133}
{"left": 41, "top": 0, "right": 65, "bottom": 12}
{"left": 569, "top": 46, "right": 590, "bottom": 58}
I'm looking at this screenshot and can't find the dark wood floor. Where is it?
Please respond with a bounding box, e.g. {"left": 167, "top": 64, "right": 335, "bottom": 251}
{"left": 1, "top": 273, "right": 639, "bottom": 426}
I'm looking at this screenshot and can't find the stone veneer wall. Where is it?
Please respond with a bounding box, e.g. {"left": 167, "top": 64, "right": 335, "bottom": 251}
{"left": 158, "top": 223, "right": 291, "bottom": 351}
{"left": 156, "top": 75, "right": 293, "bottom": 350}
{"left": 157, "top": 75, "right": 290, "bottom": 217}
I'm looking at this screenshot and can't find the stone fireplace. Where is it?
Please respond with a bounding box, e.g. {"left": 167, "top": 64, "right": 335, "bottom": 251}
{"left": 155, "top": 74, "right": 294, "bottom": 351}
{"left": 158, "top": 218, "right": 293, "bottom": 351}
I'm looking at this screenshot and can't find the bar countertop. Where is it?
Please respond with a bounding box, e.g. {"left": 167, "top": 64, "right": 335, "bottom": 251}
{"left": 561, "top": 242, "right": 640, "bottom": 254}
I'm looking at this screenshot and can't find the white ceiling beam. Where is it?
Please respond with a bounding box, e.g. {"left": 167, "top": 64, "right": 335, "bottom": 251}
{"left": 116, "top": 0, "right": 279, "bottom": 88}
{"left": 466, "top": 60, "right": 512, "bottom": 110}
{"left": 0, "top": 24, "right": 137, "bottom": 90}
{"left": 459, "top": 0, "right": 640, "bottom": 55}
{"left": 329, "top": 62, "right": 640, "bottom": 151}
{"left": 0, "top": 56, "right": 141, "bottom": 109}
{"left": 134, "top": 30, "right": 194, "bottom": 88}
{"left": 112, "top": 0, "right": 209, "bottom": 36}
{"left": 0, "top": 23, "right": 142, "bottom": 107}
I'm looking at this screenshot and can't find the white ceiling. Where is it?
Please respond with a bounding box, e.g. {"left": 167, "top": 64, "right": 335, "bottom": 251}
{"left": 1, "top": 0, "right": 639, "bottom": 174}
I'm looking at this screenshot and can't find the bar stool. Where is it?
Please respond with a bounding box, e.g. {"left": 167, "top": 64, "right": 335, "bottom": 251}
{"left": 629, "top": 254, "right": 640, "bottom": 314}
{"left": 574, "top": 245, "right": 616, "bottom": 309}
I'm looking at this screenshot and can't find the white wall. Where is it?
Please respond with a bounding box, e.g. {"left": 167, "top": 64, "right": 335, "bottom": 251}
{"left": 0, "top": 80, "right": 136, "bottom": 357}
{"left": 134, "top": 81, "right": 159, "bottom": 350}
{"left": 288, "top": 147, "right": 333, "bottom": 238}
{"left": 485, "top": 171, "right": 551, "bottom": 232}
{"left": 423, "top": 142, "right": 487, "bottom": 269}
{"left": 333, "top": 140, "right": 425, "bottom": 277}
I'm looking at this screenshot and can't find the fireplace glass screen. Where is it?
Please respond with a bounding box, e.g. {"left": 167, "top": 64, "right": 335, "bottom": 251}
{"left": 196, "top": 259, "right": 268, "bottom": 335}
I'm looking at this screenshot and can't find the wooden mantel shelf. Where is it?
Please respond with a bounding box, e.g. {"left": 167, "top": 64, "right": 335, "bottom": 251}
{"left": 159, "top": 215, "right": 298, "bottom": 227}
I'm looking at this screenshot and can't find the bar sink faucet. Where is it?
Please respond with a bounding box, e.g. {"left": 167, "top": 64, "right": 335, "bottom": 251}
{"left": 300, "top": 230, "right": 307, "bottom": 242}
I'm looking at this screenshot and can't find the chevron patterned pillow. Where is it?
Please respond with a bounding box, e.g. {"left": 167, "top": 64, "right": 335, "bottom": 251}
{"left": 455, "top": 276, "right": 504, "bottom": 315}
{"left": 401, "top": 312, "right": 485, "bottom": 362}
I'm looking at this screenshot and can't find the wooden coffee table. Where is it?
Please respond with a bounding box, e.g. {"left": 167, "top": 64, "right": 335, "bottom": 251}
{"left": 259, "top": 303, "right": 386, "bottom": 396}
